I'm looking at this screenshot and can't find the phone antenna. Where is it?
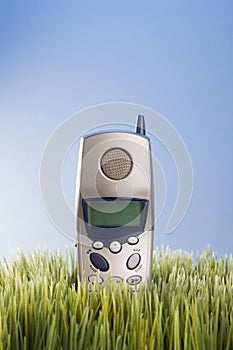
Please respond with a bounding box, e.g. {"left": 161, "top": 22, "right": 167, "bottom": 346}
{"left": 136, "top": 114, "right": 146, "bottom": 135}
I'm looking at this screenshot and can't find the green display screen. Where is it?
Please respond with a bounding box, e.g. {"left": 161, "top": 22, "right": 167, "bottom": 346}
{"left": 87, "top": 200, "right": 145, "bottom": 227}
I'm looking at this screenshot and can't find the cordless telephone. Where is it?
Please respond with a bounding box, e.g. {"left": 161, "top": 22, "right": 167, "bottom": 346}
{"left": 76, "top": 115, "right": 154, "bottom": 286}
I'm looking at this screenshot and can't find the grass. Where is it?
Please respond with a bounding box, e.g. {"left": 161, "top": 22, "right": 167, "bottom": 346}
{"left": 0, "top": 247, "right": 232, "bottom": 350}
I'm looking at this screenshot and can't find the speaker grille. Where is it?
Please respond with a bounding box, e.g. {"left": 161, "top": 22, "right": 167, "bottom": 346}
{"left": 101, "top": 148, "right": 132, "bottom": 180}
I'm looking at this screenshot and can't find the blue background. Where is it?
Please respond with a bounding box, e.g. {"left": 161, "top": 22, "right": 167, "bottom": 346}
{"left": 0, "top": 1, "right": 232, "bottom": 259}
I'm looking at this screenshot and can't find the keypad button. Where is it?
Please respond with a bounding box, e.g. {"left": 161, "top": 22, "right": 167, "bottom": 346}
{"left": 90, "top": 253, "right": 109, "bottom": 272}
{"left": 126, "top": 253, "right": 141, "bottom": 270}
{"left": 88, "top": 275, "right": 103, "bottom": 284}
{"left": 109, "top": 241, "right": 122, "bottom": 253}
{"left": 110, "top": 276, "right": 123, "bottom": 283}
{"left": 92, "top": 241, "right": 104, "bottom": 250}
{"left": 127, "top": 236, "right": 139, "bottom": 245}
{"left": 126, "top": 275, "right": 142, "bottom": 285}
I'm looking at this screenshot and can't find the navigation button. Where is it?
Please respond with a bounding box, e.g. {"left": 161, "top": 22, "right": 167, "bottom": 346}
{"left": 127, "top": 236, "right": 139, "bottom": 245}
{"left": 88, "top": 275, "right": 103, "bottom": 284}
{"left": 110, "top": 276, "right": 123, "bottom": 284}
{"left": 126, "top": 275, "right": 142, "bottom": 285}
{"left": 90, "top": 253, "right": 109, "bottom": 272}
{"left": 109, "top": 241, "right": 122, "bottom": 253}
{"left": 92, "top": 241, "right": 104, "bottom": 250}
{"left": 126, "top": 253, "right": 141, "bottom": 270}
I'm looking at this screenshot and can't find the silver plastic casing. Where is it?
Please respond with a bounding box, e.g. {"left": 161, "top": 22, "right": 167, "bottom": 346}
{"left": 75, "top": 131, "right": 154, "bottom": 286}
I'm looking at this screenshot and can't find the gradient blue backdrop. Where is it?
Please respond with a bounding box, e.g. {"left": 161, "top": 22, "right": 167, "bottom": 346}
{"left": 0, "top": 1, "right": 232, "bottom": 259}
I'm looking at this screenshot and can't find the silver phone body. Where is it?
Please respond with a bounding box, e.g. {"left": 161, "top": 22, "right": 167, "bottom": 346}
{"left": 76, "top": 131, "right": 154, "bottom": 286}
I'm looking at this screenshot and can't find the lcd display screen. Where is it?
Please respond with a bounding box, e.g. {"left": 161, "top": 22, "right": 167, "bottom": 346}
{"left": 86, "top": 199, "right": 146, "bottom": 227}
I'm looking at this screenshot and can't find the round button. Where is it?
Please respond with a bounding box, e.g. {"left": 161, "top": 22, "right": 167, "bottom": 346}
{"left": 92, "top": 241, "right": 104, "bottom": 250}
{"left": 109, "top": 241, "right": 122, "bottom": 253}
{"left": 110, "top": 276, "right": 123, "bottom": 284}
{"left": 126, "top": 253, "right": 141, "bottom": 270}
{"left": 127, "top": 236, "right": 139, "bottom": 245}
{"left": 88, "top": 275, "right": 103, "bottom": 284}
{"left": 126, "top": 275, "right": 142, "bottom": 285}
{"left": 90, "top": 253, "right": 109, "bottom": 272}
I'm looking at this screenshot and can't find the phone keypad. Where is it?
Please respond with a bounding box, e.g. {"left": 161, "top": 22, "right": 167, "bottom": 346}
{"left": 89, "top": 239, "right": 142, "bottom": 281}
